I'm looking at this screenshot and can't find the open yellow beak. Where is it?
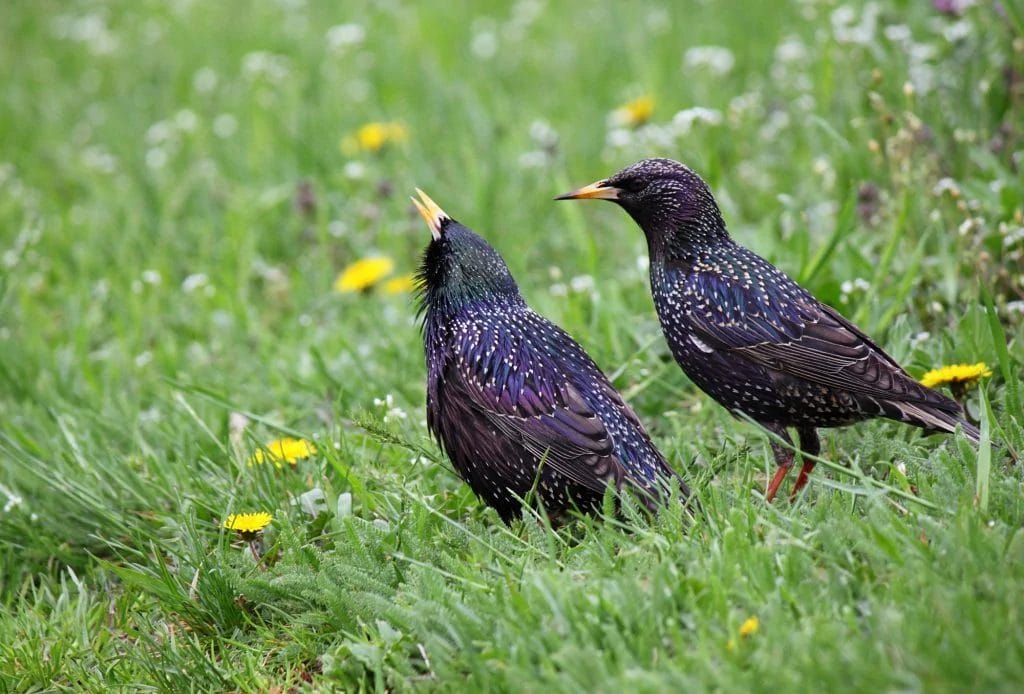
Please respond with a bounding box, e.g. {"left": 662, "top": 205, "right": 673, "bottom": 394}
{"left": 411, "top": 188, "right": 451, "bottom": 240}
{"left": 554, "top": 179, "right": 620, "bottom": 201}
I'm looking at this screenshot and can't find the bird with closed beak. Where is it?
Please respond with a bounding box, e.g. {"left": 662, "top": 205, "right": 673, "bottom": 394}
{"left": 412, "top": 188, "right": 689, "bottom": 523}
{"left": 558, "top": 158, "right": 979, "bottom": 501}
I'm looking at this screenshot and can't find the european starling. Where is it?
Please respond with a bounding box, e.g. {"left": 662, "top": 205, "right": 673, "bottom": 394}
{"left": 412, "top": 188, "right": 688, "bottom": 523}
{"left": 557, "top": 158, "right": 980, "bottom": 501}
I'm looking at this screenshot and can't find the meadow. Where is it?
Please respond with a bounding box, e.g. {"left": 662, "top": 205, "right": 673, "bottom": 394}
{"left": 1, "top": 0, "right": 1023, "bottom": 690}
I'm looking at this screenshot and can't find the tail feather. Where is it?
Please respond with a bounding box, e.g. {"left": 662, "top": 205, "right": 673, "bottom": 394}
{"left": 887, "top": 400, "right": 981, "bottom": 443}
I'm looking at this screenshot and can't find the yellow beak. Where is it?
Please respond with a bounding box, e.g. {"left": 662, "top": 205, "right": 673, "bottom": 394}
{"left": 411, "top": 188, "right": 451, "bottom": 240}
{"left": 554, "top": 179, "right": 620, "bottom": 201}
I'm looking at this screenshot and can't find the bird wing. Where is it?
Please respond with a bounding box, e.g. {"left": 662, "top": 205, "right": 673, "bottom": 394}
{"left": 446, "top": 329, "right": 629, "bottom": 494}
{"left": 684, "top": 271, "right": 950, "bottom": 406}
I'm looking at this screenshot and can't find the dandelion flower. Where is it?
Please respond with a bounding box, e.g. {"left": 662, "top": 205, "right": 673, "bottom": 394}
{"left": 248, "top": 437, "right": 318, "bottom": 467}
{"left": 334, "top": 257, "right": 394, "bottom": 293}
{"left": 383, "top": 274, "right": 419, "bottom": 294}
{"left": 224, "top": 511, "right": 272, "bottom": 537}
{"left": 920, "top": 362, "right": 992, "bottom": 390}
{"left": 610, "top": 95, "right": 655, "bottom": 128}
{"left": 726, "top": 615, "right": 760, "bottom": 651}
{"left": 341, "top": 122, "right": 407, "bottom": 155}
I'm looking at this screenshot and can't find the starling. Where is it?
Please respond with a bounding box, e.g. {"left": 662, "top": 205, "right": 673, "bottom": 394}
{"left": 557, "top": 158, "right": 980, "bottom": 501}
{"left": 412, "top": 188, "right": 688, "bottom": 523}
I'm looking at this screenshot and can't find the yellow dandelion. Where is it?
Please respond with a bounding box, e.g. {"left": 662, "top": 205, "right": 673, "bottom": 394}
{"left": 610, "top": 95, "right": 655, "bottom": 128}
{"left": 248, "top": 437, "right": 318, "bottom": 467}
{"left": 334, "top": 256, "right": 394, "bottom": 293}
{"left": 726, "top": 615, "right": 760, "bottom": 651}
{"left": 341, "top": 121, "right": 408, "bottom": 155}
{"left": 383, "top": 273, "right": 419, "bottom": 294}
{"left": 224, "top": 511, "right": 272, "bottom": 536}
{"left": 920, "top": 362, "right": 992, "bottom": 390}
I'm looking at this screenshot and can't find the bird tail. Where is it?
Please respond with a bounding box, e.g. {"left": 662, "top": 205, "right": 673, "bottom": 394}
{"left": 886, "top": 400, "right": 980, "bottom": 443}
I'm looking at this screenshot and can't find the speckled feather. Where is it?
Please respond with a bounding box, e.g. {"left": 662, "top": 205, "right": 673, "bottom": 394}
{"left": 561, "top": 158, "right": 978, "bottom": 499}
{"left": 585, "top": 158, "right": 980, "bottom": 441}
{"left": 417, "top": 211, "right": 686, "bottom": 523}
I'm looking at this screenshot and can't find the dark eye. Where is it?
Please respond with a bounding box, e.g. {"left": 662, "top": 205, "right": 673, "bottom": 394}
{"left": 615, "top": 177, "right": 641, "bottom": 194}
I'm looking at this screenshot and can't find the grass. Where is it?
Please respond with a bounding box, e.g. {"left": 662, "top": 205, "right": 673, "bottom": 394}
{"left": 1, "top": 0, "right": 1023, "bottom": 690}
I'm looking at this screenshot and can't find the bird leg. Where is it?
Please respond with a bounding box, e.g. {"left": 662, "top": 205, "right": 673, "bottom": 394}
{"left": 764, "top": 424, "right": 795, "bottom": 502}
{"left": 790, "top": 427, "right": 821, "bottom": 500}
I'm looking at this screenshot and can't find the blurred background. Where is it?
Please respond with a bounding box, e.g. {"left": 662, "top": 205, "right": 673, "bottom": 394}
{"left": 0, "top": 0, "right": 1022, "bottom": 689}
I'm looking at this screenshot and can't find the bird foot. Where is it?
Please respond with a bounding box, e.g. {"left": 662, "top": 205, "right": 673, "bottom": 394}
{"left": 765, "top": 464, "right": 792, "bottom": 503}
{"left": 788, "top": 461, "right": 817, "bottom": 501}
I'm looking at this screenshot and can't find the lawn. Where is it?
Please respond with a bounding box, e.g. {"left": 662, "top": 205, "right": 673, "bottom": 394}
{"left": 1, "top": 0, "right": 1023, "bottom": 690}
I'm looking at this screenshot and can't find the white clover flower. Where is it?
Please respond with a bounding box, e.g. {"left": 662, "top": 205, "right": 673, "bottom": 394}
{"left": 81, "top": 146, "right": 117, "bottom": 174}
{"left": 518, "top": 151, "right": 549, "bottom": 169}
{"left": 570, "top": 275, "right": 595, "bottom": 293}
{"left": 831, "top": 3, "right": 880, "bottom": 45}
{"left": 193, "top": 67, "right": 218, "bottom": 93}
{"left": 932, "top": 178, "right": 961, "bottom": 197}
{"left": 326, "top": 23, "right": 366, "bottom": 50}
{"left": 146, "top": 120, "right": 175, "bottom": 145}
{"left": 343, "top": 161, "right": 365, "bottom": 179}
{"left": 145, "top": 148, "right": 169, "bottom": 170}
{"left": 774, "top": 37, "right": 807, "bottom": 63}
{"left": 727, "top": 92, "right": 761, "bottom": 121}
{"left": 683, "top": 46, "right": 735, "bottom": 75}
{"left": 759, "top": 110, "right": 790, "bottom": 140}
{"left": 528, "top": 119, "right": 558, "bottom": 148}
{"left": 471, "top": 30, "right": 498, "bottom": 59}
{"left": 943, "top": 21, "right": 972, "bottom": 43}
{"left": 384, "top": 406, "right": 408, "bottom": 423}
{"left": 141, "top": 269, "right": 162, "bottom": 285}
{"left": 636, "top": 123, "right": 676, "bottom": 149}
{"left": 174, "top": 109, "right": 198, "bottom": 132}
{"left": 672, "top": 107, "right": 723, "bottom": 135}
{"left": 241, "top": 51, "right": 290, "bottom": 82}
{"left": 606, "top": 128, "right": 633, "bottom": 148}
{"left": 883, "top": 24, "right": 911, "bottom": 42}
{"left": 328, "top": 220, "right": 348, "bottom": 237}
{"left": 182, "top": 273, "right": 209, "bottom": 293}
{"left": 213, "top": 113, "right": 238, "bottom": 138}
{"left": 53, "top": 13, "right": 119, "bottom": 55}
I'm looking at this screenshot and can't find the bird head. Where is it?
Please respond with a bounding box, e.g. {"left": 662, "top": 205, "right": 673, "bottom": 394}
{"left": 412, "top": 188, "right": 520, "bottom": 316}
{"left": 556, "top": 158, "right": 728, "bottom": 250}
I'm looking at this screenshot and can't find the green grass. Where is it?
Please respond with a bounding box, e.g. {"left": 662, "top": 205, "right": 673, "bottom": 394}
{"left": 2, "top": 0, "right": 1023, "bottom": 690}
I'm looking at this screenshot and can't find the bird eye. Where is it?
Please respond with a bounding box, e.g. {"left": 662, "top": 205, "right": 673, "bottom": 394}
{"left": 615, "top": 177, "right": 641, "bottom": 194}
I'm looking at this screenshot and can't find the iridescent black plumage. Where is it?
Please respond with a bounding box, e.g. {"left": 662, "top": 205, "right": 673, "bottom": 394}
{"left": 412, "top": 189, "right": 687, "bottom": 523}
{"left": 558, "top": 158, "right": 980, "bottom": 500}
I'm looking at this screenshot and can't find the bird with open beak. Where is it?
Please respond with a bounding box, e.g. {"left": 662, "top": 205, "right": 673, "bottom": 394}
{"left": 413, "top": 187, "right": 690, "bottom": 523}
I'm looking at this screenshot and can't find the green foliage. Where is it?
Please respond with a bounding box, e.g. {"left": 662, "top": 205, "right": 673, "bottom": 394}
{"left": 1, "top": 0, "right": 1022, "bottom": 690}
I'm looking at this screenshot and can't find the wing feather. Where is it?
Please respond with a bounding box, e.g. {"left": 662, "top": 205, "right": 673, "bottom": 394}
{"left": 685, "top": 271, "right": 956, "bottom": 409}
{"left": 448, "top": 345, "right": 627, "bottom": 494}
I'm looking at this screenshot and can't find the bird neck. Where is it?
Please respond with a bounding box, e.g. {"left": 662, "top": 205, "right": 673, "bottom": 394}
{"left": 425, "top": 283, "right": 525, "bottom": 322}
{"left": 641, "top": 213, "right": 733, "bottom": 267}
